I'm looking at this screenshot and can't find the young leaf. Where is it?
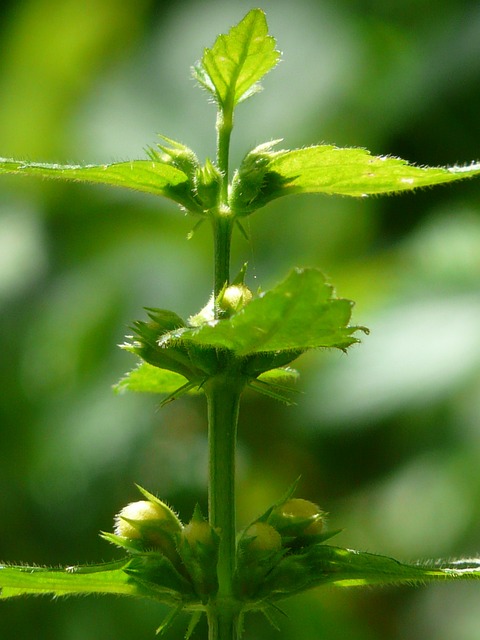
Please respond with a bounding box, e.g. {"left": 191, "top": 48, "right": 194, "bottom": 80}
{"left": 193, "top": 9, "right": 280, "bottom": 108}
{"left": 231, "top": 144, "right": 480, "bottom": 211}
{"left": 0, "top": 560, "right": 138, "bottom": 599}
{"left": 167, "top": 268, "right": 365, "bottom": 355}
{"left": 0, "top": 158, "right": 201, "bottom": 211}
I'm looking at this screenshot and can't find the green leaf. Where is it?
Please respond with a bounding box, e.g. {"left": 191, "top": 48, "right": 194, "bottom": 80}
{"left": 0, "top": 560, "right": 139, "bottom": 599}
{"left": 314, "top": 546, "right": 480, "bottom": 588}
{"left": 258, "top": 367, "right": 299, "bottom": 384}
{"left": 166, "top": 268, "right": 365, "bottom": 356}
{"left": 231, "top": 144, "right": 480, "bottom": 210}
{"left": 0, "top": 158, "right": 200, "bottom": 210}
{"left": 114, "top": 362, "right": 298, "bottom": 396}
{"left": 249, "top": 368, "right": 300, "bottom": 405}
{"left": 193, "top": 9, "right": 280, "bottom": 108}
{"left": 114, "top": 363, "right": 198, "bottom": 395}
{"left": 264, "top": 546, "right": 480, "bottom": 600}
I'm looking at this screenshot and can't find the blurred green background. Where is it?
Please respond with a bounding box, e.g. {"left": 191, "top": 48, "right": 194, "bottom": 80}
{"left": 1, "top": 0, "right": 480, "bottom": 638}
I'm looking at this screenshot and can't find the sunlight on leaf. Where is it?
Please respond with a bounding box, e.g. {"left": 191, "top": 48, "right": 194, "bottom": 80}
{"left": 258, "top": 367, "right": 299, "bottom": 384}
{"left": 193, "top": 9, "right": 280, "bottom": 108}
{"left": 263, "top": 546, "right": 480, "bottom": 600}
{"left": 114, "top": 363, "right": 193, "bottom": 395}
{"left": 114, "top": 362, "right": 298, "bottom": 397}
{"left": 0, "top": 560, "right": 138, "bottom": 599}
{"left": 243, "top": 145, "right": 480, "bottom": 204}
{"left": 0, "top": 158, "right": 198, "bottom": 209}
{"left": 322, "top": 548, "right": 480, "bottom": 589}
{"left": 173, "top": 268, "right": 365, "bottom": 355}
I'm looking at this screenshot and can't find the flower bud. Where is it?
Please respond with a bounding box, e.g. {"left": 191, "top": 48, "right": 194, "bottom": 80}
{"left": 194, "top": 158, "right": 222, "bottom": 210}
{"left": 235, "top": 522, "right": 283, "bottom": 599}
{"left": 268, "top": 498, "right": 325, "bottom": 539}
{"left": 156, "top": 136, "right": 200, "bottom": 180}
{"left": 242, "top": 522, "right": 282, "bottom": 553}
{"left": 218, "top": 284, "right": 253, "bottom": 316}
{"left": 178, "top": 507, "right": 219, "bottom": 601}
{"left": 229, "top": 140, "right": 281, "bottom": 215}
{"left": 182, "top": 519, "right": 215, "bottom": 548}
{"left": 114, "top": 493, "right": 182, "bottom": 566}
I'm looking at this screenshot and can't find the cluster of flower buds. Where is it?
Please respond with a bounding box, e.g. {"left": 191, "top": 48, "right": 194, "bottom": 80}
{"left": 103, "top": 487, "right": 337, "bottom": 608}
{"left": 235, "top": 496, "right": 334, "bottom": 600}
{"left": 102, "top": 486, "right": 219, "bottom": 604}
{"left": 149, "top": 136, "right": 225, "bottom": 214}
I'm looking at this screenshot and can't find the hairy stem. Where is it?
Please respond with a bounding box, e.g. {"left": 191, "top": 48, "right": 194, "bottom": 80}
{"left": 212, "top": 214, "right": 234, "bottom": 303}
{"left": 206, "top": 100, "right": 241, "bottom": 640}
{"left": 212, "top": 102, "right": 235, "bottom": 307}
{"left": 216, "top": 106, "right": 233, "bottom": 202}
{"left": 207, "top": 600, "right": 239, "bottom": 640}
{"left": 205, "top": 376, "right": 245, "bottom": 640}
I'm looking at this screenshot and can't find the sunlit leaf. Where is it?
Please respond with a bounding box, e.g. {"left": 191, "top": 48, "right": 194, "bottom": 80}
{"left": 166, "top": 268, "right": 364, "bottom": 355}
{"left": 0, "top": 560, "right": 138, "bottom": 599}
{"left": 193, "top": 9, "right": 280, "bottom": 108}
{"left": 316, "top": 547, "right": 480, "bottom": 588}
{"left": 0, "top": 158, "right": 200, "bottom": 210}
{"left": 114, "top": 362, "right": 297, "bottom": 397}
{"left": 114, "top": 363, "right": 194, "bottom": 395}
{"left": 258, "top": 367, "right": 299, "bottom": 384}
{"left": 234, "top": 145, "right": 480, "bottom": 209}
{"left": 264, "top": 546, "right": 480, "bottom": 600}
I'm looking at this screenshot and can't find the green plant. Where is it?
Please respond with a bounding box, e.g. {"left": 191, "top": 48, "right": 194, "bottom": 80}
{"left": 1, "top": 8, "right": 480, "bottom": 639}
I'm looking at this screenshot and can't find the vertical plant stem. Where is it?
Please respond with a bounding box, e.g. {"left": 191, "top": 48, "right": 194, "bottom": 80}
{"left": 213, "top": 101, "right": 235, "bottom": 304}
{"left": 205, "top": 376, "right": 245, "bottom": 640}
{"left": 216, "top": 105, "right": 233, "bottom": 201}
{"left": 212, "top": 214, "right": 234, "bottom": 302}
{"left": 206, "top": 101, "right": 240, "bottom": 639}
